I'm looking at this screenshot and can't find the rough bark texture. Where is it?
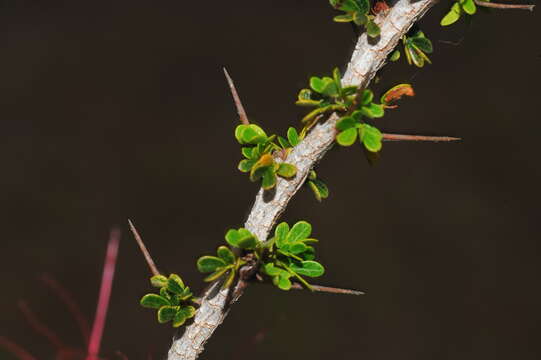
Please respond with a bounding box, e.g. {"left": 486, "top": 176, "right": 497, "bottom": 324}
{"left": 167, "top": 1, "right": 436, "bottom": 359}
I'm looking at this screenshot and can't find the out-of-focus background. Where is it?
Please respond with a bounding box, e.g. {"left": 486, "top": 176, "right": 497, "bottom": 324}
{"left": 1, "top": 1, "right": 540, "bottom": 359}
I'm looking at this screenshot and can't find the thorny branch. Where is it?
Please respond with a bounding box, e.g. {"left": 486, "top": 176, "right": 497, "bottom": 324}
{"left": 167, "top": 1, "right": 437, "bottom": 359}
{"left": 474, "top": 1, "right": 535, "bottom": 11}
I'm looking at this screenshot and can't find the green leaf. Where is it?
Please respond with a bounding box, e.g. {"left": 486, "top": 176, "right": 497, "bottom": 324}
{"left": 289, "top": 242, "right": 308, "bottom": 255}
{"left": 336, "top": 116, "right": 357, "bottom": 131}
{"left": 410, "top": 33, "right": 433, "bottom": 54}
{"left": 181, "top": 305, "right": 196, "bottom": 319}
{"left": 320, "top": 77, "right": 339, "bottom": 97}
{"left": 167, "top": 274, "right": 185, "bottom": 294}
{"left": 405, "top": 43, "right": 424, "bottom": 67}
{"left": 309, "top": 77, "right": 325, "bottom": 94}
{"left": 389, "top": 49, "right": 400, "bottom": 62}
{"left": 196, "top": 256, "right": 226, "bottom": 273}
{"left": 290, "top": 260, "right": 325, "bottom": 277}
{"left": 225, "top": 229, "right": 240, "bottom": 247}
{"left": 157, "top": 306, "right": 179, "bottom": 323}
{"left": 296, "top": 89, "right": 322, "bottom": 107}
{"left": 286, "top": 221, "right": 312, "bottom": 243}
{"left": 140, "top": 294, "right": 170, "bottom": 309}
{"left": 241, "top": 147, "right": 253, "bottom": 159}
{"left": 360, "top": 89, "right": 373, "bottom": 105}
{"left": 365, "top": 19, "right": 380, "bottom": 38}
{"left": 172, "top": 310, "right": 186, "bottom": 328}
{"left": 263, "top": 262, "right": 281, "bottom": 276}
{"left": 341, "top": 85, "right": 358, "bottom": 96}
{"left": 275, "top": 222, "right": 289, "bottom": 248}
{"left": 353, "top": 12, "right": 368, "bottom": 26}
{"left": 179, "top": 286, "right": 193, "bottom": 301}
{"left": 336, "top": 127, "right": 358, "bottom": 146}
{"left": 359, "top": 124, "right": 383, "bottom": 153}
{"left": 217, "top": 246, "right": 235, "bottom": 264}
{"left": 203, "top": 266, "right": 230, "bottom": 282}
{"left": 308, "top": 179, "right": 329, "bottom": 202}
{"left": 287, "top": 127, "right": 300, "bottom": 146}
{"left": 461, "top": 0, "right": 476, "bottom": 15}
{"left": 237, "top": 233, "right": 258, "bottom": 249}
{"left": 361, "top": 103, "right": 385, "bottom": 118}
{"left": 250, "top": 154, "right": 274, "bottom": 182}
{"left": 238, "top": 159, "right": 256, "bottom": 173}
{"left": 333, "top": 14, "right": 354, "bottom": 22}
{"left": 261, "top": 167, "right": 277, "bottom": 190}
{"left": 276, "top": 163, "right": 297, "bottom": 178}
{"left": 274, "top": 274, "right": 292, "bottom": 290}
{"left": 332, "top": 67, "right": 342, "bottom": 91}
{"left": 441, "top": 2, "right": 462, "bottom": 26}
{"left": 278, "top": 136, "right": 291, "bottom": 149}
{"left": 150, "top": 275, "right": 168, "bottom": 288}
{"left": 236, "top": 124, "right": 268, "bottom": 145}
{"left": 355, "top": 0, "right": 370, "bottom": 13}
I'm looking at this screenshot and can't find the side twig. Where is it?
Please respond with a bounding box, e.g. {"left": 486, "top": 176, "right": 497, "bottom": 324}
{"left": 289, "top": 283, "right": 365, "bottom": 295}
{"left": 128, "top": 219, "right": 160, "bottom": 277}
{"left": 382, "top": 133, "right": 461, "bottom": 142}
{"left": 223, "top": 68, "right": 250, "bottom": 125}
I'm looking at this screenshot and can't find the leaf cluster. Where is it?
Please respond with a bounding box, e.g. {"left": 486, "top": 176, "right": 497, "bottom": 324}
{"left": 329, "top": 0, "right": 380, "bottom": 38}
{"left": 390, "top": 31, "right": 433, "bottom": 68}
{"left": 196, "top": 228, "right": 258, "bottom": 288}
{"left": 296, "top": 68, "right": 359, "bottom": 126}
{"left": 335, "top": 88, "right": 384, "bottom": 152}
{"left": 441, "top": 0, "right": 483, "bottom": 26}
{"left": 140, "top": 274, "right": 196, "bottom": 327}
{"left": 262, "top": 221, "right": 325, "bottom": 291}
{"left": 236, "top": 124, "right": 298, "bottom": 190}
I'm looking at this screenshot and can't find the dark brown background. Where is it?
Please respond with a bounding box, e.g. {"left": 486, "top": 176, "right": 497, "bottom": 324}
{"left": 1, "top": 1, "right": 540, "bottom": 359}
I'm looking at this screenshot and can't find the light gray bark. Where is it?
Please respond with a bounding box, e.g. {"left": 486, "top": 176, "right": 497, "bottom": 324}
{"left": 167, "top": 1, "right": 436, "bottom": 359}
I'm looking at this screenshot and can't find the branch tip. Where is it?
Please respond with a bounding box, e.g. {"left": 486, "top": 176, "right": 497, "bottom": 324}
{"left": 128, "top": 219, "right": 160, "bottom": 277}
{"left": 223, "top": 67, "right": 250, "bottom": 125}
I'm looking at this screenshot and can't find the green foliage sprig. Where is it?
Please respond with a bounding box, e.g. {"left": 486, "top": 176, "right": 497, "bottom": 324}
{"left": 140, "top": 274, "right": 196, "bottom": 327}
{"left": 261, "top": 221, "right": 325, "bottom": 290}
{"left": 307, "top": 170, "right": 329, "bottom": 202}
{"left": 441, "top": 0, "right": 485, "bottom": 26}
{"left": 390, "top": 31, "right": 433, "bottom": 67}
{"left": 235, "top": 124, "right": 298, "bottom": 190}
{"left": 329, "top": 0, "right": 381, "bottom": 38}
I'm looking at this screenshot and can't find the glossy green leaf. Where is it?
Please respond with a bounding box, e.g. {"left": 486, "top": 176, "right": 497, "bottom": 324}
{"left": 181, "top": 305, "right": 196, "bottom": 320}
{"left": 296, "top": 89, "right": 322, "bottom": 107}
{"left": 167, "top": 274, "right": 185, "bottom": 294}
{"left": 308, "top": 179, "right": 329, "bottom": 202}
{"left": 320, "top": 77, "right": 339, "bottom": 97}
{"left": 289, "top": 242, "right": 308, "bottom": 255}
{"left": 336, "top": 127, "right": 358, "bottom": 146}
{"left": 461, "top": 0, "right": 476, "bottom": 15}
{"left": 353, "top": 12, "right": 368, "bottom": 26}
{"left": 359, "top": 124, "right": 383, "bottom": 152}
{"left": 179, "top": 286, "right": 193, "bottom": 301}
{"left": 157, "top": 306, "right": 179, "bottom": 323}
{"left": 287, "top": 221, "right": 312, "bottom": 243}
{"left": 336, "top": 116, "right": 357, "bottom": 131}
{"left": 277, "top": 163, "right": 297, "bottom": 178}
{"left": 150, "top": 275, "right": 168, "bottom": 288}
{"left": 250, "top": 154, "right": 274, "bottom": 182}
{"left": 241, "top": 147, "right": 253, "bottom": 159}
{"left": 217, "top": 246, "right": 235, "bottom": 264}
{"left": 309, "top": 77, "right": 325, "bottom": 93}
{"left": 278, "top": 136, "right": 291, "bottom": 149}
{"left": 332, "top": 67, "right": 342, "bottom": 90}
{"left": 360, "top": 89, "right": 374, "bottom": 105}
{"left": 203, "top": 266, "right": 230, "bottom": 282}
{"left": 366, "top": 19, "right": 380, "bottom": 38}
{"left": 361, "top": 103, "right": 385, "bottom": 118}
{"left": 235, "top": 124, "right": 268, "bottom": 145}
{"left": 290, "top": 260, "right": 325, "bottom": 277}
{"left": 237, "top": 233, "right": 258, "bottom": 249}
{"left": 441, "top": 2, "right": 461, "bottom": 26}
{"left": 410, "top": 33, "right": 433, "bottom": 54}
{"left": 197, "top": 256, "right": 226, "bottom": 273}
{"left": 333, "top": 14, "right": 354, "bottom": 22}
{"left": 274, "top": 222, "right": 289, "bottom": 248}
{"left": 238, "top": 159, "right": 256, "bottom": 173}
{"left": 390, "top": 49, "right": 401, "bottom": 62}
{"left": 172, "top": 310, "right": 186, "bottom": 328}
{"left": 261, "top": 167, "right": 277, "bottom": 190}
{"left": 140, "top": 294, "right": 170, "bottom": 309}
{"left": 287, "top": 127, "right": 300, "bottom": 146}
{"left": 274, "top": 274, "right": 292, "bottom": 290}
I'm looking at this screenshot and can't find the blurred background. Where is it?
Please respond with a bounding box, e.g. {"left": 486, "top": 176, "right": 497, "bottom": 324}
{"left": 0, "top": 1, "right": 540, "bottom": 359}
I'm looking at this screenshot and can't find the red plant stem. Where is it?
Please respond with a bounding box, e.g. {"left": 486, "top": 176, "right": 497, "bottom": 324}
{"left": 17, "top": 300, "right": 65, "bottom": 350}
{"left": 86, "top": 228, "right": 121, "bottom": 360}
{"left": 0, "top": 336, "right": 38, "bottom": 360}
{"left": 382, "top": 133, "right": 460, "bottom": 142}
{"left": 40, "top": 273, "right": 91, "bottom": 345}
